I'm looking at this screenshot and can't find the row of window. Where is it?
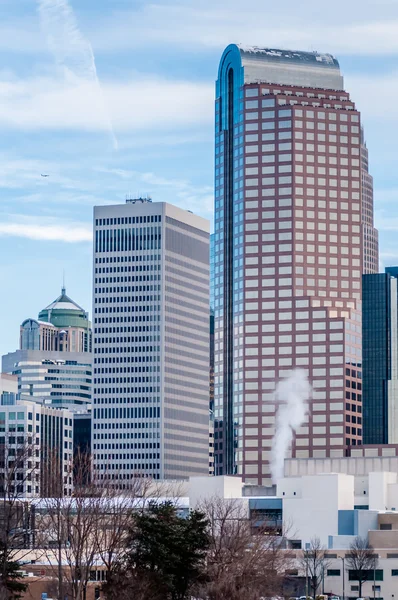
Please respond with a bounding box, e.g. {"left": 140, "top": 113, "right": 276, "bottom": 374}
{"left": 96, "top": 215, "right": 161, "bottom": 226}
{"left": 94, "top": 406, "right": 160, "bottom": 419}
{"left": 247, "top": 99, "right": 359, "bottom": 116}
{"left": 95, "top": 307, "right": 161, "bottom": 315}
{"left": 242, "top": 142, "right": 360, "bottom": 157}
{"left": 244, "top": 87, "right": 351, "bottom": 101}
{"left": 95, "top": 463, "right": 161, "bottom": 471}
{"left": 95, "top": 227, "right": 161, "bottom": 253}
{"left": 96, "top": 254, "right": 161, "bottom": 264}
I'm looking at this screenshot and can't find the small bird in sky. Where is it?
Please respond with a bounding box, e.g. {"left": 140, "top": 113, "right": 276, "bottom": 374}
{"left": 41, "top": 174, "right": 49, "bottom": 177}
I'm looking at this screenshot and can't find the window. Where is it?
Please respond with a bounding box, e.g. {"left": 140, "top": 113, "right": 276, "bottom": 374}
{"left": 262, "top": 99, "right": 275, "bottom": 108}
{"left": 348, "top": 569, "right": 383, "bottom": 581}
{"left": 380, "top": 523, "right": 392, "bottom": 530}
{"left": 327, "top": 569, "right": 340, "bottom": 577}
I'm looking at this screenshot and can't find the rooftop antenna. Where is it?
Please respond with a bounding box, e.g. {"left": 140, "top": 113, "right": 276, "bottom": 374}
{"left": 62, "top": 270, "right": 66, "bottom": 295}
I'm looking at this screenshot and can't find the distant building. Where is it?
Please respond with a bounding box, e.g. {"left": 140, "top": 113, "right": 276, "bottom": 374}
{"left": 2, "top": 288, "right": 92, "bottom": 411}
{"left": 361, "top": 128, "right": 379, "bottom": 274}
{"left": 209, "top": 234, "right": 215, "bottom": 476}
{"left": 92, "top": 199, "right": 210, "bottom": 483}
{"left": 0, "top": 373, "right": 18, "bottom": 405}
{"left": 73, "top": 408, "right": 91, "bottom": 455}
{"left": 2, "top": 350, "right": 92, "bottom": 409}
{"left": 20, "top": 287, "right": 92, "bottom": 353}
{"left": 363, "top": 267, "right": 398, "bottom": 444}
{"left": 0, "top": 397, "right": 73, "bottom": 498}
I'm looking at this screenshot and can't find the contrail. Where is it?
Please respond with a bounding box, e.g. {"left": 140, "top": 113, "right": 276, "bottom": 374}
{"left": 270, "top": 369, "right": 311, "bottom": 483}
{"left": 37, "top": 0, "right": 118, "bottom": 149}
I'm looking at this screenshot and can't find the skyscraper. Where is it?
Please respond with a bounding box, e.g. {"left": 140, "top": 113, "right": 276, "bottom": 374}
{"left": 214, "top": 45, "right": 376, "bottom": 484}
{"left": 2, "top": 289, "right": 92, "bottom": 410}
{"left": 92, "top": 199, "right": 210, "bottom": 483}
{"left": 363, "top": 267, "right": 398, "bottom": 444}
{"left": 361, "top": 130, "right": 379, "bottom": 274}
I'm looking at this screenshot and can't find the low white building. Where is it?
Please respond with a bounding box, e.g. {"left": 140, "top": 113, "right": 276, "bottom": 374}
{"left": 188, "top": 468, "right": 398, "bottom": 599}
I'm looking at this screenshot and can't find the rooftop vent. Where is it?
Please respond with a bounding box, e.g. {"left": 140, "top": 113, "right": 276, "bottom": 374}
{"left": 126, "top": 196, "right": 152, "bottom": 204}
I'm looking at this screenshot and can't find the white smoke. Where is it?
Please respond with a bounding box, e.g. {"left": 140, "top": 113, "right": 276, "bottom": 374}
{"left": 37, "top": 0, "right": 118, "bottom": 149}
{"left": 270, "top": 369, "right": 311, "bottom": 483}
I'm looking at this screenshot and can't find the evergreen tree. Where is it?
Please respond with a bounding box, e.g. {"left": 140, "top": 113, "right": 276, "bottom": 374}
{"left": 0, "top": 545, "right": 28, "bottom": 600}
{"left": 104, "top": 501, "right": 209, "bottom": 600}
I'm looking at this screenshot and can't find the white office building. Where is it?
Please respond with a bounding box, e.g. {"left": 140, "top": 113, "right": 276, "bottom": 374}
{"left": 92, "top": 199, "right": 210, "bottom": 483}
{"left": 0, "top": 398, "right": 73, "bottom": 498}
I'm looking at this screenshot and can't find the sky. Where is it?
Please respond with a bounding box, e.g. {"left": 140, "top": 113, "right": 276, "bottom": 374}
{"left": 1, "top": 0, "right": 398, "bottom": 358}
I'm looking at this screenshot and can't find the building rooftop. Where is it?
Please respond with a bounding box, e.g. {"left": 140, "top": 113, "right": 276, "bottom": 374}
{"left": 238, "top": 45, "right": 339, "bottom": 68}
{"left": 38, "top": 287, "right": 90, "bottom": 329}
{"left": 42, "top": 287, "right": 85, "bottom": 313}
{"left": 218, "top": 43, "right": 344, "bottom": 91}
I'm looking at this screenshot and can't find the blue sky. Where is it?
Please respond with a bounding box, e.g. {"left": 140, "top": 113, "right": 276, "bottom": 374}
{"left": 1, "top": 0, "right": 398, "bottom": 357}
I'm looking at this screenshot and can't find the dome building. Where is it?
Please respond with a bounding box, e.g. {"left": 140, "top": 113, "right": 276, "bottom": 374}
{"left": 20, "top": 287, "right": 92, "bottom": 353}
{"left": 2, "top": 287, "right": 92, "bottom": 411}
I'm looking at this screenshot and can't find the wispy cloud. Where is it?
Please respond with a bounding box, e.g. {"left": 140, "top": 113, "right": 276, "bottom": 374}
{"left": 0, "top": 216, "right": 91, "bottom": 243}
{"left": 1, "top": 0, "right": 398, "bottom": 57}
{"left": 37, "top": 0, "right": 118, "bottom": 148}
{"left": 0, "top": 73, "right": 213, "bottom": 132}
{"left": 85, "top": 2, "right": 398, "bottom": 56}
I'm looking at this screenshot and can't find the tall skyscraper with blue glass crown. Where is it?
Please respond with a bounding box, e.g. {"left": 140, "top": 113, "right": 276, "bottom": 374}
{"left": 214, "top": 45, "right": 378, "bottom": 484}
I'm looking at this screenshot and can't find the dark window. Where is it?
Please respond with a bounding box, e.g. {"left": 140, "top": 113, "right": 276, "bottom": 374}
{"left": 327, "top": 569, "right": 340, "bottom": 576}
{"left": 348, "top": 569, "right": 383, "bottom": 581}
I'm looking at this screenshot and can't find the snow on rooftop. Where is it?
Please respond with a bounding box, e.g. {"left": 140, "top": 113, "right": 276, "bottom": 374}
{"left": 238, "top": 45, "right": 338, "bottom": 67}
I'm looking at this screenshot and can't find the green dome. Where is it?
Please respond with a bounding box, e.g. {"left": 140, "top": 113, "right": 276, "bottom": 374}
{"left": 38, "top": 287, "right": 91, "bottom": 329}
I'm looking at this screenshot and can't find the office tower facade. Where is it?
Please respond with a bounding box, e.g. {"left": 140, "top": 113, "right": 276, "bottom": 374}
{"left": 2, "top": 351, "right": 92, "bottom": 409}
{"left": 363, "top": 267, "right": 398, "bottom": 444}
{"left": 0, "top": 397, "right": 73, "bottom": 498}
{"left": 214, "top": 45, "right": 374, "bottom": 484}
{"left": 361, "top": 130, "right": 379, "bottom": 274}
{"left": 0, "top": 373, "right": 18, "bottom": 405}
{"left": 2, "top": 289, "right": 92, "bottom": 410}
{"left": 92, "top": 199, "right": 210, "bottom": 483}
{"left": 209, "top": 234, "right": 215, "bottom": 475}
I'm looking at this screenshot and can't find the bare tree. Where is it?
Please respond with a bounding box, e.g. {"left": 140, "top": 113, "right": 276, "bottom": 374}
{"left": 345, "top": 536, "right": 378, "bottom": 598}
{"left": 93, "top": 476, "right": 154, "bottom": 583}
{"left": 195, "top": 496, "right": 291, "bottom": 600}
{"left": 37, "top": 450, "right": 102, "bottom": 600}
{"left": 300, "top": 537, "right": 330, "bottom": 598}
{"left": 0, "top": 434, "right": 39, "bottom": 600}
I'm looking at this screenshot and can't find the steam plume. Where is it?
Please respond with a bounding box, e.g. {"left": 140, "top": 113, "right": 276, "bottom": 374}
{"left": 37, "top": 0, "right": 118, "bottom": 149}
{"left": 270, "top": 369, "right": 311, "bottom": 483}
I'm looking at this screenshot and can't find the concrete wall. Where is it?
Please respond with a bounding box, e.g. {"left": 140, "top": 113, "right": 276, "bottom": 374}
{"left": 278, "top": 473, "right": 354, "bottom": 546}
{"left": 189, "top": 475, "right": 244, "bottom": 508}
{"left": 369, "top": 471, "right": 397, "bottom": 510}
{"left": 369, "top": 528, "right": 398, "bottom": 548}
{"left": 0, "top": 373, "right": 17, "bottom": 394}
{"left": 328, "top": 534, "right": 356, "bottom": 549}
{"left": 285, "top": 455, "right": 398, "bottom": 477}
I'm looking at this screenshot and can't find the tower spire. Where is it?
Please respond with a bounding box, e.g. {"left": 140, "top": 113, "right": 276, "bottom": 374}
{"left": 62, "top": 270, "right": 66, "bottom": 295}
